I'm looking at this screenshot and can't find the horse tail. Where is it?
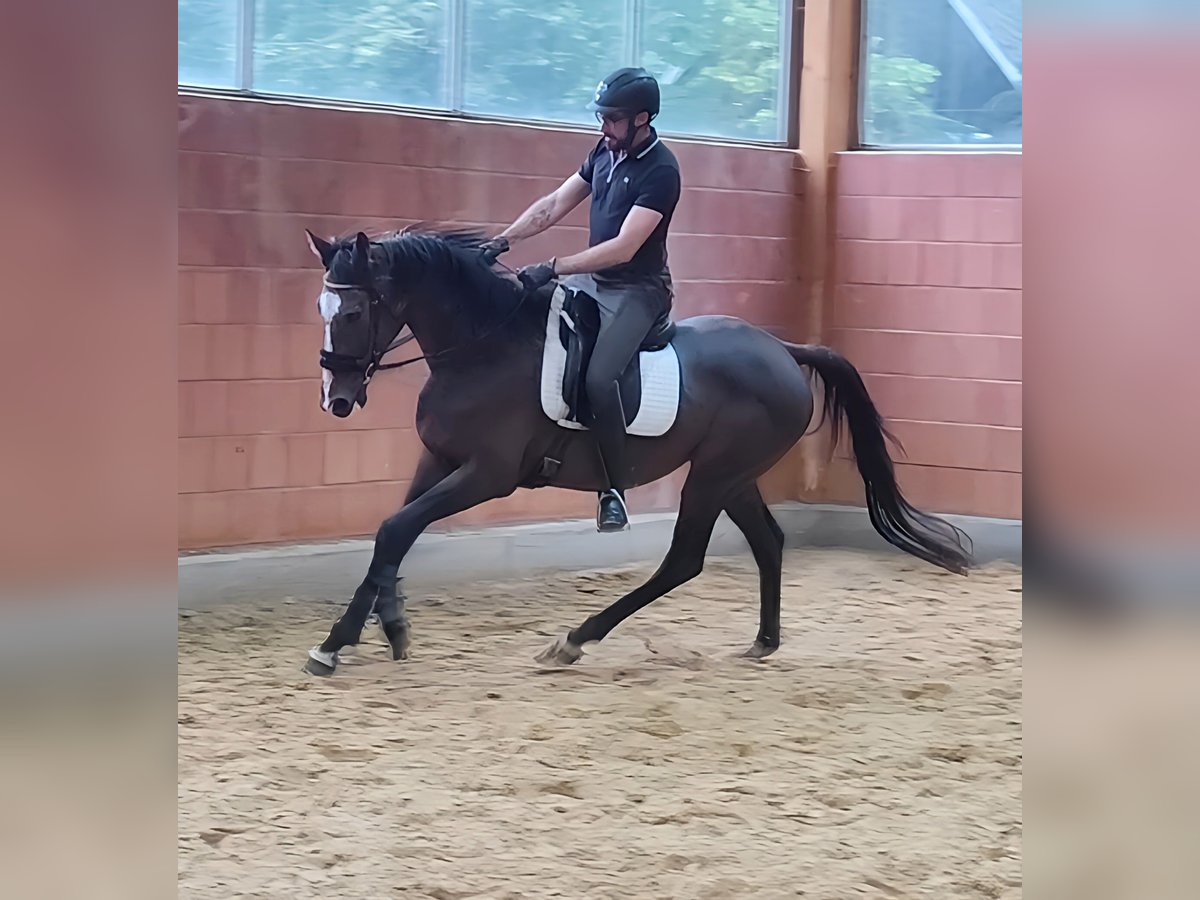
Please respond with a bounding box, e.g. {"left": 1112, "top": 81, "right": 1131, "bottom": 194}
{"left": 784, "top": 342, "right": 974, "bottom": 575}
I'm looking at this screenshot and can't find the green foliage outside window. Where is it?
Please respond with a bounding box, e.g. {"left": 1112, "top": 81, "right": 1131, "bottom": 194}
{"left": 178, "top": 0, "right": 788, "bottom": 142}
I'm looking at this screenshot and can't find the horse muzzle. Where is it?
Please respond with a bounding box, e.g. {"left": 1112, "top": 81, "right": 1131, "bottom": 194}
{"left": 320, "top": 349, "right": 375, "bottom": 417}
{"left": 324, "top": 379, "right": 370, "bottom": 417}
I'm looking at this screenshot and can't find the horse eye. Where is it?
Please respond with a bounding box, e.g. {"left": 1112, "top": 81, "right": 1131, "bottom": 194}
{"left": 342, "top": 309, "right": 363, "bottom": 323}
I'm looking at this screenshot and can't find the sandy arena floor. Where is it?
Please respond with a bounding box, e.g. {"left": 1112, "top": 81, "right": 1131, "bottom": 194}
{"left": 179, "top": 548, "right": 1022, "bottom": 899}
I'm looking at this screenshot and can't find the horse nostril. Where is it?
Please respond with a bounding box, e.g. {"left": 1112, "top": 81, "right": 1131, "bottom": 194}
{"left": 330, "top": 397, "right": 352, "bottom": 418}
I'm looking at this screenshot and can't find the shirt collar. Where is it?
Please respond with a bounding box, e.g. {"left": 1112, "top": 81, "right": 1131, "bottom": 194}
{"left": 632, "top": 127, "right": 660, "bottom": 159}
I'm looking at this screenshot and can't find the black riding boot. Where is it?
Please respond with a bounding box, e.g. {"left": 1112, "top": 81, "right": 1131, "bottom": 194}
{"left": 592, "top": 387, "right": 630, "bottom": 533}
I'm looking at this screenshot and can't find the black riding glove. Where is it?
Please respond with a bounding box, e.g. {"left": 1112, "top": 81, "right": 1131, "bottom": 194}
{"left": 517, "top": 259, "right": 558, "bottom": 291}
{"left": 480, "top": 235, "right": 510, "bottom": 265}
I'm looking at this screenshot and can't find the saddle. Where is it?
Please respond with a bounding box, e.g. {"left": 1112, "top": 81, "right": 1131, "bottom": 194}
{"left": 557, "top": 285, "right": 676, "bottom": 427}
{"left": 529, "top": 282, "right": 683, "bottom": 489}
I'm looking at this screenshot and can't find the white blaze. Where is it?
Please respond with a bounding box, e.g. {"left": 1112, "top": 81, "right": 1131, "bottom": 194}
{"left": 318, "top": 289, "right": 341, "bottom": 410}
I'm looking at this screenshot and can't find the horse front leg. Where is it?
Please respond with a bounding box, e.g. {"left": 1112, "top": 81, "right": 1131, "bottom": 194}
{"left": 364, "top": 450, "right": 455, "bottom": 660}
{"left": 304, "top": 459, "right": 512, "bottom": 676}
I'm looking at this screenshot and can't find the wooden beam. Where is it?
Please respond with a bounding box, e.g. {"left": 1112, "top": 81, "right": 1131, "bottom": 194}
{"left": 794, "top": 0, "right": 861, "bottom": 495}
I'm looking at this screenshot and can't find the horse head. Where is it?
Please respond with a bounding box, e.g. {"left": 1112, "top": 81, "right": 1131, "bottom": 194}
{"left": 306, "top": 229, "right": 408, "bottom": 417}
{"left": 305, "top": 224, "right": 538, "bottom": 417}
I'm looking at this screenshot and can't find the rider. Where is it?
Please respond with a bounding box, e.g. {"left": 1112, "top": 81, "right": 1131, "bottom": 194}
{"left": 482, "top": 67, "right": 681, "bottom": 533}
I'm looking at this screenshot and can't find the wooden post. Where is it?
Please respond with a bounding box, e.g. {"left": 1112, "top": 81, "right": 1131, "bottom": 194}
{"left": 794, "top": 0, "right": 861, "bottom": 496}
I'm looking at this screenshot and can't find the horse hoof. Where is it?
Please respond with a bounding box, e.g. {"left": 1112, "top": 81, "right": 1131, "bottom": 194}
{"left": 388, "top": 633, "right": 410, "bottom": 661}
{"left": 381, "top": 621, "right": 411, "bottom": 661}
{"left": 303, "top": 647, "right": 338, "bottom": 677}
{"left": 741, "top": 641, "right": 778, "bottom": 660}
{"left": 535, "top": 635, "right": 584, "bottom": 667}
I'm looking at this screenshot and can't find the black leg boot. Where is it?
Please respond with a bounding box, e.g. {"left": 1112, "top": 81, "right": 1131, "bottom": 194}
{"left": 597, "top": 489, "right": 630, "bottom": 532}
{"left": 593, "top": 401, "right": 631, "bottom": 533}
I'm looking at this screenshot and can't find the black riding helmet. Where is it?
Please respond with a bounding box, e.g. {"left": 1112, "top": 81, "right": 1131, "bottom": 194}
{"left": 587, "top": 66, "right": 660, "bottom": 131}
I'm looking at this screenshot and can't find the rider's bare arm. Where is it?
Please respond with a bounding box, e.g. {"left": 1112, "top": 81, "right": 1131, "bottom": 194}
{"left": 498, "top": 174, "right": 591, "bottom": 245}
{"left": 554, "top": 205, "right": 663, "bottom": 276}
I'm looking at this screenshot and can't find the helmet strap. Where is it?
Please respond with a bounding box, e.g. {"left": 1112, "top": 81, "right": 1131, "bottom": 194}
{"left": 620, "top": 112, "right": 650, "bottom": 154}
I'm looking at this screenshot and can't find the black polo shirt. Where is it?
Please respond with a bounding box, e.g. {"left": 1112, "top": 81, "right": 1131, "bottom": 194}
{"left": 577, "top": 128, "right": 681, "bottom": 283}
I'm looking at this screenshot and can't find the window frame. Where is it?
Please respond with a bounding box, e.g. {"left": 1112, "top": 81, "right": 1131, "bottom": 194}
{"left": 178, "top": 0, "right": 801, "bottom": 148}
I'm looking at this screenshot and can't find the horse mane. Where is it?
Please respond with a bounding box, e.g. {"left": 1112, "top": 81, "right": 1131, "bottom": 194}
{"left": 327, "top": 223, "right": 542, "bottom": 343}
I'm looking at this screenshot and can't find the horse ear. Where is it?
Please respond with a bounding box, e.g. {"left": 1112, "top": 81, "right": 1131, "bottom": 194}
{"left": 306, "top": 229, "right": 335, "bottom": 267}
{"left": 352, "top": 231, "right": 371, "bottom": 276}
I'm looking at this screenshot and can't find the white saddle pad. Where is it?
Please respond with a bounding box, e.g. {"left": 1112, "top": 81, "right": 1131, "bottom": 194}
{"left": 539, "top": 284, "right": 680, "bottom": 437}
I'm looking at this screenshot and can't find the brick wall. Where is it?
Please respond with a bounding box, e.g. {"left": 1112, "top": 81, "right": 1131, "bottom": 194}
{"left": 815, "top": 151, "right": 1022, "bottom": 519}
{"left": 178, "top": 95, "right": 806, "bottom": 549}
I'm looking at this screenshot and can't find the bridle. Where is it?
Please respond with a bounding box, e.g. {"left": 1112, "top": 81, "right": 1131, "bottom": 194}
{"left": 319, "top": 275, "right": 423, "bottom": 390}
{"left": 319, "top": 263, "right": 537, "bottom": 393}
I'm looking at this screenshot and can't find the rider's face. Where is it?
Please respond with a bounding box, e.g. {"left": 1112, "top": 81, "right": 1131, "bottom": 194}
{"left": 597, "top": 111, "right": 646, "bottom": 150}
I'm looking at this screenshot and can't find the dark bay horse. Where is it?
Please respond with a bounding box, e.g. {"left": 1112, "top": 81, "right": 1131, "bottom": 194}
{"left": 301, "top": 227, "right": 972, "bottom": 676}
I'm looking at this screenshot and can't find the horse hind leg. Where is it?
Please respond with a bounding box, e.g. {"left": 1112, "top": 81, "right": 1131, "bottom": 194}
{"left": 535, "top": 471, "right": 728, "bottom": 666}
{"left": 724, "top": 485, "right": 785, "bottom": 659}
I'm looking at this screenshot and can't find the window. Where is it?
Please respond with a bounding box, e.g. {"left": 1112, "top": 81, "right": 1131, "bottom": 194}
{"left": 860, "top": 0, "right": 1022, "bottom": 146}
{"left": 253, "top": 0, "right": 448, "bottom": 109}
{"left": 642, "top": 0, "right": 787, "bottom": 143}
{"left": 461, "top": 1, "right": 626, "bottom": 126}
{"left": 178, "top": 0, "right": 794, "bottom": 144}
{"left": 178, "top": 0, "right": 239, "bottom": 88}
